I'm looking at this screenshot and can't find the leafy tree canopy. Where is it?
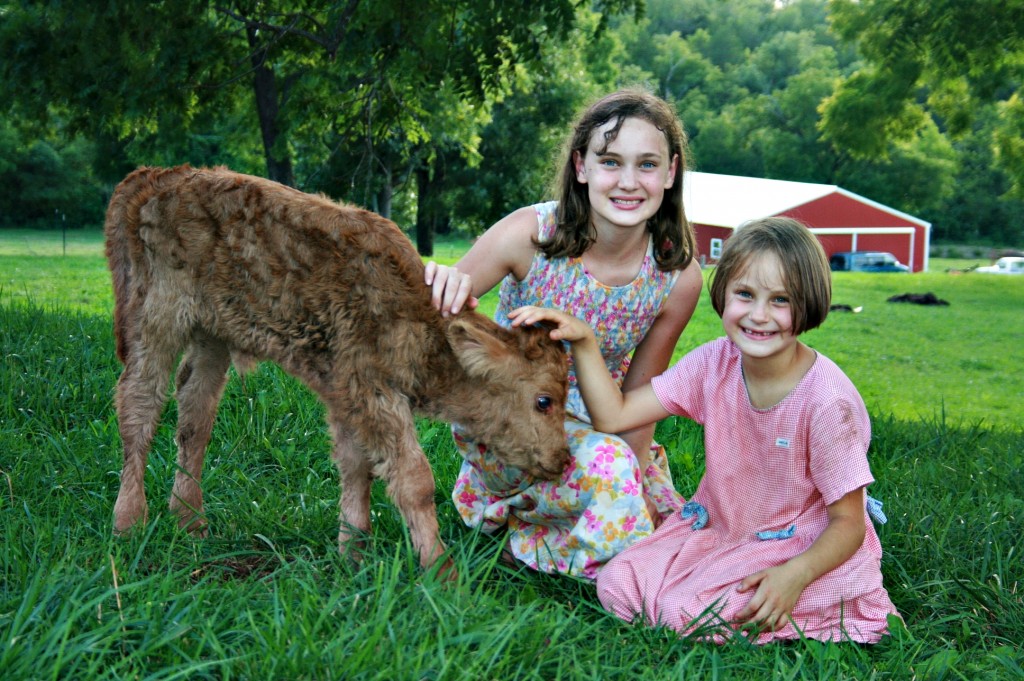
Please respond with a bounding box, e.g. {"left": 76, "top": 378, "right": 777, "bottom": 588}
{"left": 0, "top": 0, "right": 641, "bottom": 190}
{"left": 821, "top": 0, "right": 1024, "bottom": 196}
{"left": 1, "top": 0, "right": 1021, "bottom": 248}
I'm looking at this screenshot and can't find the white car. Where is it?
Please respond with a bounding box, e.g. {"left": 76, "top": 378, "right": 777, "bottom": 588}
{"left": 975, "top": 256, "right": 1024, "bottom": 274}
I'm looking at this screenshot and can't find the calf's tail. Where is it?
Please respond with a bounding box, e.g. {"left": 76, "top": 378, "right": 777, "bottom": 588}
{"left": 103, "top": 164, "right": 196, "bottom": 365}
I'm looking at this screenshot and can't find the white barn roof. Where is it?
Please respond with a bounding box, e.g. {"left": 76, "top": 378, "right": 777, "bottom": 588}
{"left": 682, "top": 171, "right": 929, "bottom": 229}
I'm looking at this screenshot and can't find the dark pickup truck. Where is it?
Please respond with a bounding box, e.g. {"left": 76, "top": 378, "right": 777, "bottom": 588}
{"left": 829, "top": 251, "right": 910, "bottom": 273}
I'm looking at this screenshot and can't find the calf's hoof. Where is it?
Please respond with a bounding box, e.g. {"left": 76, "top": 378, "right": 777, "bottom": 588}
{"left": 112, "top": 501, "right": 148, "bottom": 536}
{"left": 337, "top": 530, "right": 370, "bottom": 565}
{"left": 433, "top": 558, "right": 458, "bottom": 583}
{"left": 177, "top": 515, "right": 209, "bottom": 538}
{"left": 169, "top": 495, "right": 209, "bottom": 537}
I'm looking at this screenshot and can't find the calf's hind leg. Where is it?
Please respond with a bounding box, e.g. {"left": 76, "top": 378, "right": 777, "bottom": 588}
{"left": 169, "top": 335, "right": 231, "bottom": 535}
{"left": 112, "top": 345, "right": 179, "bottom": 534}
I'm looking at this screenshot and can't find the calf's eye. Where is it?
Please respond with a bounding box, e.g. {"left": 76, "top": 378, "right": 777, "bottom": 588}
{"left": 535, "top": 395, "right": 553, "bottom": 414}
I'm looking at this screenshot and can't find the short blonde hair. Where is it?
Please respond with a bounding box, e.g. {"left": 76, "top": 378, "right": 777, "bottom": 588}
{"left": 709, "top": 217, "right": 832, "bottom": 335}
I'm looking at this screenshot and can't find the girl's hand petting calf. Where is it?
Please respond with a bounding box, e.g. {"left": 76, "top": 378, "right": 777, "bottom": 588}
{"left": 508, "top": 306, "right": 595, "bottom": 345}
{"left": 424, "top": 261, "right": 478, "bottom": 317}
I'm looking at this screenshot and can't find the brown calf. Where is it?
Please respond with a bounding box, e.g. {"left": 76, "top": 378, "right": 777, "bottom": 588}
{"left": 104, "top": 165, "right": 569, "bottom": 571}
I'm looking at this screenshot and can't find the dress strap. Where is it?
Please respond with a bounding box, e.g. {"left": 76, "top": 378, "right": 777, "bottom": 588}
{"left": 533, "top": 201, "right": 559, "bottom": 242}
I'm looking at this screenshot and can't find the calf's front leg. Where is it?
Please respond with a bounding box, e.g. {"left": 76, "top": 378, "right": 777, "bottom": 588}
{"left": 329, "top": 424, "right": 373, "bottom": 561}
{"left": 338, "top": 393, "right": 452, "bottom": 576}
{"left": 384, "top": 431, "right": 451, "bottom": 575}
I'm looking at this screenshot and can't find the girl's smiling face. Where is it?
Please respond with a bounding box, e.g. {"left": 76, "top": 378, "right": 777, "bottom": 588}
{"left": 721, "top": 252, "right": 800, "bottom": 363}
{"left": 573, "top": 116, "right": 678, "bottom": 233}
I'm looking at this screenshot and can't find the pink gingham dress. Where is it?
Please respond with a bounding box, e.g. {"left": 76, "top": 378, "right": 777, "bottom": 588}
{"left": 596, "top": 338, "right": 901, "bottom": 643}
{"left": 450, "top": 201, "right": 684, "bottom": 579}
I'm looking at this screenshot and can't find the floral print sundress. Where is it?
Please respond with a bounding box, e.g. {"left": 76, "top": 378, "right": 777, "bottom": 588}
{"left": 451, "top": 201, "right": 685, "bottom": 579}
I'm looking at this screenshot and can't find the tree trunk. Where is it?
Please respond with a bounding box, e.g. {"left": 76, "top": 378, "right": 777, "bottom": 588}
{"left": 415, "top": 166, "right": 437, "bottom": 257}
{"left": 247, "top": 26, "right": 295, "bottom": 187}
{"left": 371, "top": 157, "right": 393, "bottom": 219}
{"left": 376, "top": 183, "right": 393, "bottom": 220}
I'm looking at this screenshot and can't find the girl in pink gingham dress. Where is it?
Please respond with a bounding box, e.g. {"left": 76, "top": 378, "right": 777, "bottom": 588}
{"left": 511, "top": 217, "right": 901, "bottom": 642}
{"left": 426, "top": 89, "right": 703, "bottom": 578}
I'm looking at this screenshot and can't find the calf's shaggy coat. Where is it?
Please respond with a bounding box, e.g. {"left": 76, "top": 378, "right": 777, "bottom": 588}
{"left": 104, "top": 165, "right": 570, "bottom": 570}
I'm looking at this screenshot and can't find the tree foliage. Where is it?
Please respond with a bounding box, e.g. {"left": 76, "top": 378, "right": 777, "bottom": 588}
{"left": 610, "top": 0, "right": 1023, "bottom": 241}
{"left": 821, "top": 0, "right": 1024, "bottom": 196}
{"left": 444, "top": 9, "right": 628, "bottom": 229}
{"left": 0, "top": 0, "right": 639, "bottom": 183}
{"left": 1, "top": 0, "right": 1022, "bottom": 247}
{"left": 0, "top": 120, "right": 106, "bottom": 229}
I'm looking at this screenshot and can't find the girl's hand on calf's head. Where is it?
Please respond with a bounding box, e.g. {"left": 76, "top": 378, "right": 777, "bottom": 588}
{"left": 425, "top": 261, "right": 478, "bottom": 317}
{"left": 508, "top": 306, "right": 595, "bottom": 344}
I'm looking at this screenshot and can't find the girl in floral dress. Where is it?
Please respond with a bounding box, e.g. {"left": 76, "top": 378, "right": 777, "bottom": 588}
{"left": 425, "top": 88, "right": 703, "bottom": 578}
{"left": 511, "top": 217, "right": 901, "bottom": 643}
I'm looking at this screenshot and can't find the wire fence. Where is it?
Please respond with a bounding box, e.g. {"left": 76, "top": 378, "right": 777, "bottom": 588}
{"left": 0, "top": 228, "right": 106, "bottom": 257}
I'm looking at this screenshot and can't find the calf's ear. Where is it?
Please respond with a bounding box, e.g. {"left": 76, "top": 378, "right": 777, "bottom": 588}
{"left": 446, "top": 317, "right": 513, "bottom": 379}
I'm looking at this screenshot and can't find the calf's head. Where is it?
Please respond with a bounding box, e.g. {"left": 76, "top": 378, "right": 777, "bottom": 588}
{"left": 446, "top": 317, "right": 570, "bottom": 480}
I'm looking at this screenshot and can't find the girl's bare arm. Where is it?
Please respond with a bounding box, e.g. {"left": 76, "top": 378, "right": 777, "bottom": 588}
{"left": 425, "top": 206, "right": 539, "bottom": 316}
{"left": 508, "top": 306, "right": 671, "bottom": 434}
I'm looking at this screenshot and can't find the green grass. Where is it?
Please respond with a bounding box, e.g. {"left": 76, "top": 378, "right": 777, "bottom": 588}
{"left": 1, "top": 229, "right": 1023, "bottom": 679}
{"left": 803, "top": 271, "right": 1023, "bottom": 426}
{"left": 0, "top": 229, "right": 114, "bottom": 316}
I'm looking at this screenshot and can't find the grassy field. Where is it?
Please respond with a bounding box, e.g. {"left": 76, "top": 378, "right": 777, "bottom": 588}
{"left": 1, "top": 228, "right": 1022, "bottom": 679}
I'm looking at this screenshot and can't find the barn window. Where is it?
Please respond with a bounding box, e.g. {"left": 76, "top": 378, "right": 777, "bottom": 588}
{"left": 710, "top": 238, "right": 723, "bottom": 259}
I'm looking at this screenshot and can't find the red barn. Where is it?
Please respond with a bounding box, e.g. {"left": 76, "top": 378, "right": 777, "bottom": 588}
{"left": 683, "top": 172, "right": 931, "bottom": 272}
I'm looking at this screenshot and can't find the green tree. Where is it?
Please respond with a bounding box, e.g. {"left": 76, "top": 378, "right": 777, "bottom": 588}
{"left": 0, "top": 120, "right": 106, "bottom": 229}
{"left": 0, "top": 2, "right": 227, "bottom": 180}
{"left": 835, "top": 119, "right": 956, "bottom": 220}
{"left": 444, "top": 10, "right": 628, "bottom": 233}
{"left": 821, "top": 0, "right": 1024, "bottom": 196}
{"left": 1, "top": 0, "right": 640, "bottom": 251}
{"left": 609, "top": 0, "right": 960, "bottom": 234}
{"left": 941, "top": 108, "right": 1024, "bottom": 244}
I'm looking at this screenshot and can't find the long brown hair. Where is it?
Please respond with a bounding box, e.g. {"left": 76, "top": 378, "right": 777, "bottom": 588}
{"left": 541, "top": 88, "right": 696, "bottom": 271}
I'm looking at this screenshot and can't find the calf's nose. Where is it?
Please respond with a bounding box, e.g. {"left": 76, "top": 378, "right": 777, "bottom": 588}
{"left": 533, "top": 446, "right": 571, "bottom": 480}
